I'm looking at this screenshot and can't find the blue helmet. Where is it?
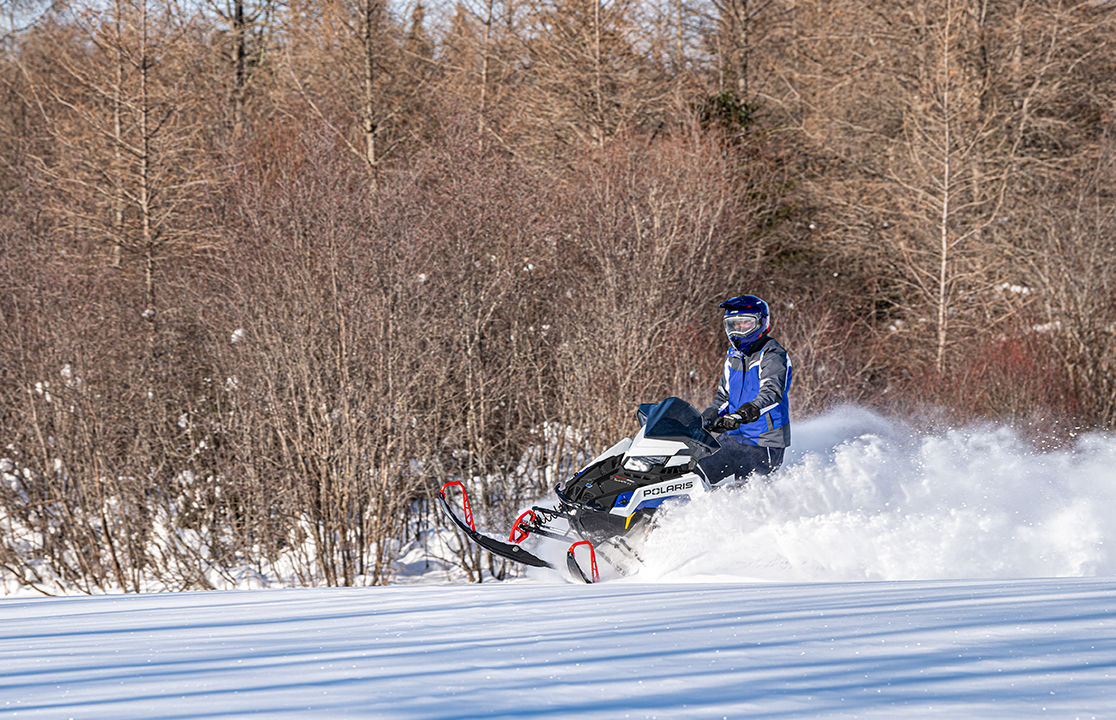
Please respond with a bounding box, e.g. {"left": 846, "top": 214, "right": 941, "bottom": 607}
{"left": 719, "top": 295, "right": 771, "bottom": 350}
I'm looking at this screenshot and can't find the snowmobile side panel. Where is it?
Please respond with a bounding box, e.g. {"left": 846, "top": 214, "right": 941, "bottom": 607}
{"left": 607, "top": 473, "right": 705, "bottom": 518}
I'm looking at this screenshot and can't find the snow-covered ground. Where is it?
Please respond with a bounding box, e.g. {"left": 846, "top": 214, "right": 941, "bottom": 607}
{"left": 3, "top": 407, "right": 1115, "bottom": 718}
{"left": 2, "top": 578, "right": 1114, "bottom": 718}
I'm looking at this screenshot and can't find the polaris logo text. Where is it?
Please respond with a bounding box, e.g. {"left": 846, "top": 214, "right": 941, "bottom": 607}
{"left": 642, "top": 481, "right": 693, "bottom": 497}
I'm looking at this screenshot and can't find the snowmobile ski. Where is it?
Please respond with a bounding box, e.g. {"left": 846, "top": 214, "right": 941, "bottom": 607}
{"left": 565, "top": 541, "right": 600, "bottom": 583}
{"left": 438, "top": 482, "right": 554, "bottom": 569}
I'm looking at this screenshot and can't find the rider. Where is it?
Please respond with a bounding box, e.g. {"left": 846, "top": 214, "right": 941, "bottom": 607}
{"left": 698, "top": 294, "right": 792, "bottom": 484}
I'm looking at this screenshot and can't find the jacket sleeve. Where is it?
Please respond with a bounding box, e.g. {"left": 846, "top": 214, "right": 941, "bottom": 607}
{"left": 752, "top": 343, "right": 789, "bottom": 413}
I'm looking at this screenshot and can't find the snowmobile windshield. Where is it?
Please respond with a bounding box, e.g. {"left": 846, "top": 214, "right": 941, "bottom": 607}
{"left": 641, "top": 397, "right": 721, "bottom": 459}
{"left": 724, "top": 313, "right": 760, "bottom": 339}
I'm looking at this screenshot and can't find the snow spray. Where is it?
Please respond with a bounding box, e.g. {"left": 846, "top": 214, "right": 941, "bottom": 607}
{"left": 637, "top": 407, "right": 1116, "bottom": 582}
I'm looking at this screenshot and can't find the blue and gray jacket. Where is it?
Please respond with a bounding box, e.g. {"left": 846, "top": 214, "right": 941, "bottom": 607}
{"left": 707, "top": 335, "right": 792, "bottom": 448}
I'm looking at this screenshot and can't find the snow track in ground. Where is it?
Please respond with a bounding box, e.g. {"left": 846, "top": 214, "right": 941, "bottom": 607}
{"left": 2, "top": 578, "right": 1115, "bottom": 718}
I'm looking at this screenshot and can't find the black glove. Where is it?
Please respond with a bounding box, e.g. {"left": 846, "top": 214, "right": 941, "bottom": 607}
{"left": 700, "top": 407, "right": 719, "bottom": 430}
{"left": 734, "top": 402, "right": 761, "bottom": 424}
{"left": 709, "top": 414, "right": 738, "bottom": 432}
{"left": 709, "top": 403, "right": 761, "bottom": 433}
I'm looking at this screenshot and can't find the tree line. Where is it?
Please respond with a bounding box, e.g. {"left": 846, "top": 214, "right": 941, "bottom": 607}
{"left": 1, "top": 0, "right": 1113, "bottom": 592}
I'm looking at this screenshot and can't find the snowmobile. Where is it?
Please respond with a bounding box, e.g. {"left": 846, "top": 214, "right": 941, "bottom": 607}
{"left": 438, "top": 396, "right": 720, "bottom": 582}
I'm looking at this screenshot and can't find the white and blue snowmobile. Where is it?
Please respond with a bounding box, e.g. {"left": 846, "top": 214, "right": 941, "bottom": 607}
{"left": 438, "top": 397, "right": 720, "bottom": 582}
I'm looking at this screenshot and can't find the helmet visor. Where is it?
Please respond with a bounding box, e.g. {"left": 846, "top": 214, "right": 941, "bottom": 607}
{"left": 724, "top": 313, "right": 761, "bottom": 338}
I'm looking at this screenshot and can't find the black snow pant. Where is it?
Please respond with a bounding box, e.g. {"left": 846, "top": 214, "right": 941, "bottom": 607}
{"left": 697, "top": 439, "right": 784, "bottom": 485}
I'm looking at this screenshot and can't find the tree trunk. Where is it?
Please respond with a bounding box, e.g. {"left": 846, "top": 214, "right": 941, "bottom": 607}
{"left": 362, "top": 0, "right": 378, "bottom": 193}
{"left": 935, "top": 1, "right": 954, "bottom": 374}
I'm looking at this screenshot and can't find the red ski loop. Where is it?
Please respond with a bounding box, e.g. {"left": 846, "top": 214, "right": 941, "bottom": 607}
{"left": 568, "top": 540, "right": 600, "bottom": 583}
{"left": 509, "top": 510, "right": 539, "bottom": 543}
{"left": 439, "top": 481, "right": 475, "bottom": 531}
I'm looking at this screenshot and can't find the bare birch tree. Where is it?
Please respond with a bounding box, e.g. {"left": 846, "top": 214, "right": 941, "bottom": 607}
{"left": 517, "top": 0, "right": 670, "bottom": 153}
{"left": 204, "top": 0, "right": 279, "bottom": 137}
{"left": 23, "top": 0, "right": 215, "bottom": 314}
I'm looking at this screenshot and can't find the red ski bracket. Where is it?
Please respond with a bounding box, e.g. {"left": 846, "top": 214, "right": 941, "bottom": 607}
{"left": 566, "top": 540, "right": 600, "bottom": 583}
{"left": 509, "top": 510, "right": 539, "bottom": 543}
{"left": 439, "top": 480, "right": 475, "bottom": 531}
